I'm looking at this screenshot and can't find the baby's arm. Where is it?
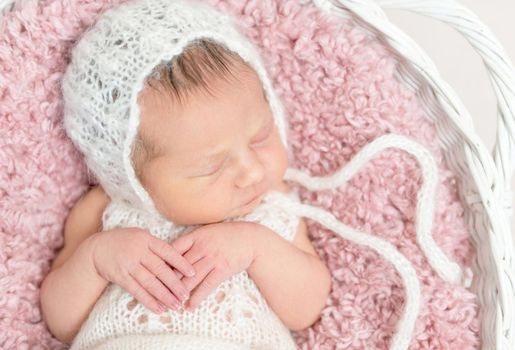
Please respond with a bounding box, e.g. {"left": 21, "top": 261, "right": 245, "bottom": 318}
{"left": 40, "top": 186, "right": 110, "bottom": 344}
{"left": 247, "top": 217, "right": 332, "bottom": 331}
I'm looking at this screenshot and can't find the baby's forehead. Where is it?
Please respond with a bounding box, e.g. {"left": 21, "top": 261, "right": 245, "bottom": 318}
{"left": 135, "top": 64, "right": 269, "bottom": 157}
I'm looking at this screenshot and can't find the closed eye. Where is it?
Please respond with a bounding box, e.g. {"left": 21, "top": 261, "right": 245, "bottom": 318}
{"left": 196, "top": 158, "right": 227, "bottom": 178}
{"left": 252, "top": 122, "right": 273, "bottom": 146}
{"left": 252, "top": 131, "right": 271, "bottom": 145}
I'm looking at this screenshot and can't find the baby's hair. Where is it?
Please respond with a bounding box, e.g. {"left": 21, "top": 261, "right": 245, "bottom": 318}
{"left": 145, "top": 38, "right": 248, "bottom": 103}
{"left": 132, "top": 38, "right": 251, "bottom": 179}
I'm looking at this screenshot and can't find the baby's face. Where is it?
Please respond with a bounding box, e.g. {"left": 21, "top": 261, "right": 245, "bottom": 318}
{"left": 136, "top": 65, "right": 288, "bottom": 225}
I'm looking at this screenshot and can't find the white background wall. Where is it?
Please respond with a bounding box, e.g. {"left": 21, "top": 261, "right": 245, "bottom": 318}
{"left": 382, "top": 0, "right": 515, "bottom": 248}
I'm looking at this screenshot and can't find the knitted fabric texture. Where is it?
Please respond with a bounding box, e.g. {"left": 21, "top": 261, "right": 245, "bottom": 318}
{"left": 70, "top": 191, "right": 302, "bottom": 350}
{"left": 60, "top": 0, "right": 467, "bottom": 349}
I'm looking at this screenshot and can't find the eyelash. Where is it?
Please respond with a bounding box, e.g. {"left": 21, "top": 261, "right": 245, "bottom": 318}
{"left": 203, "top": 159, "right": 226, "bottom": 177}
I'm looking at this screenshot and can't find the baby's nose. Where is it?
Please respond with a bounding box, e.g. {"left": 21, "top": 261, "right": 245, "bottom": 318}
{"left": 235, "top": 150, "right": 265, "bottom": 188}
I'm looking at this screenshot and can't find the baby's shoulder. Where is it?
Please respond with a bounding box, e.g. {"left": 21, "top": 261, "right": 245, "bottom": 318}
{"left": 243, "top": 186, "right": 302, "bottom": 242}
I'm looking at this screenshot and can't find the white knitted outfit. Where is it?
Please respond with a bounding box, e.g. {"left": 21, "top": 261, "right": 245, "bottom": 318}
{"left": 70, "top": 191, "right": 302, "bottom": 350}
{"left": 62, "top": 0, "right": 468, "bottom": 349}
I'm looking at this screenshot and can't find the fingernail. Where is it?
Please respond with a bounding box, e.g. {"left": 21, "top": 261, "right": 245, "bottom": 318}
{"left": 187, "top": 269, "right": 195, "bottom": 277}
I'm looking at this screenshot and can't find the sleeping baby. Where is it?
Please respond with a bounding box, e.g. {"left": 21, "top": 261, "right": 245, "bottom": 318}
{"left": 39, "top": 0, "right": 332, "bottom": 349}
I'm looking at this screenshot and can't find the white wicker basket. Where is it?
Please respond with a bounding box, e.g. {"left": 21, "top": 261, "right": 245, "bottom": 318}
{"left": 309, "top": 0, "right": 515, "bottom": 348}
{"left": 1, "top": 0, "right": 513, "bottom": 348}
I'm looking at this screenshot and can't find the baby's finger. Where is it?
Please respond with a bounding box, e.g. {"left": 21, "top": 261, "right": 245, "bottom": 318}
{"left": 122, "top": 273, "right": 164, "bottom": 314}
{"left": 181, "top": 257, "right": 215, "bottom": 293}
{"left": 186, "top": 269, "right": 226, "bottom": 311}
{"left": 131, "top": 264, "right": 181, "bottom": 311}
{"left": 182, "top": 243, "right": 205, "bottom": 266}
{"left": 148, "top": 236, "right": 195, "bottom": 278}
{"left": 141, "top": 252, "right": 190, "bottom": 303}
{"left": 170, "top": 233, "right": 195, "bottom": 256}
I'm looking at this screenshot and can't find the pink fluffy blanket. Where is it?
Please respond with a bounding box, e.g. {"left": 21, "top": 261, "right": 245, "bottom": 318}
{"left": 0, "top": 0, "right": 479, "bottom": 348}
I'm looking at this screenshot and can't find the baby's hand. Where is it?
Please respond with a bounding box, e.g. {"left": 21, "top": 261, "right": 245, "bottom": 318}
{"left": 170, "top": 221, "right": 261, "bottom": 310}
{"left": 90, "top": 228, "right": 196, "bottom": 314}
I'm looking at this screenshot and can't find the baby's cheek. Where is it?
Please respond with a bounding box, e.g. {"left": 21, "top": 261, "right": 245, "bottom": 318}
{"left": 163, "top": 183, "right": 232, "bottom": 225}
{"left": 271, "top": 141, "right": 289, "bottom": 180}
{"left": 149, "top": 181, "right": 194, "bottom": 223}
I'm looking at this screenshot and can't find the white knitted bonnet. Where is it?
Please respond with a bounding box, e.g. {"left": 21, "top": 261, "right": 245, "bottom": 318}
{"left": 62, "top": 0, "right": 289, "bottom": 216}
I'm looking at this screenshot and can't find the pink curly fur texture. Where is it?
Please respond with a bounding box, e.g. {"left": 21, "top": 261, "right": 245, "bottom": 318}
{"left": 0, "top": 0, "right": 479, "bottom": 348}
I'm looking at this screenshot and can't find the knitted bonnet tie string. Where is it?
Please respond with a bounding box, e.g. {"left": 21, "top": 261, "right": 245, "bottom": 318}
{"left": 271, "top": 133, "right": 464, "bottom": 350}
